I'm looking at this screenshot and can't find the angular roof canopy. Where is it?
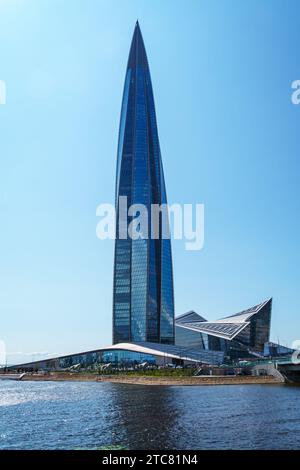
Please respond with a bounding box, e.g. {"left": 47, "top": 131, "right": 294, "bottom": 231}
{"left": 175, "top": 299, "right": 272, "bottom": 341}
{"left": 176, "top": 310, "right": 207, "bottom": 324}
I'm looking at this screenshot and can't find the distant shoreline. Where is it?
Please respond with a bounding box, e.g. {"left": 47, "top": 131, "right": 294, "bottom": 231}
{"left": 15, "top": 373, "right": 283, "bottom": 386}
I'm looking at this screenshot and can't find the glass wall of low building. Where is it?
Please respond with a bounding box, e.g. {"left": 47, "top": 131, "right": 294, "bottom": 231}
{"left": 175, "top": 325, "right": 226, "bottom": 352}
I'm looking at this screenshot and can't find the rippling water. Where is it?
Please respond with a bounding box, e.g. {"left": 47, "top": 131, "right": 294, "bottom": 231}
{"left": 0, "top": 381, "right": 299, "bottom": 449}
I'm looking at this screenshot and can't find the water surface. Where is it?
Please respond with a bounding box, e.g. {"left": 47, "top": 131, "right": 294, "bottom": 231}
{"left": 0, "top": 381, "right": 299, "bottom": 449}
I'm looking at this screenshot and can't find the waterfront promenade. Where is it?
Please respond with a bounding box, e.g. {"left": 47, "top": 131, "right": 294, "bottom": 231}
{"left": 12, "top": 372, "right": 282, "bottom": 386}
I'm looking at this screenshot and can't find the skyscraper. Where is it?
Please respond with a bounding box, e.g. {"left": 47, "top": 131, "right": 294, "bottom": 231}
{"left": 113, "top": 22, "right": 175, "bottom": 345}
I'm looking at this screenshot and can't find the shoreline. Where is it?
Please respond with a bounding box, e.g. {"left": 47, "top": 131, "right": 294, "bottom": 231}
{"left": 16, "top": 373, "right": 284, "bottom": 386}
{"left": 96, "top": 375, "right": 282, "bottom": 386}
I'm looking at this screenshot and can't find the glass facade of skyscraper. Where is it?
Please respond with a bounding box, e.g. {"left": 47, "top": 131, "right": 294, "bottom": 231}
{"left": 113, "top": 22, "right": 175, "bottom": 344}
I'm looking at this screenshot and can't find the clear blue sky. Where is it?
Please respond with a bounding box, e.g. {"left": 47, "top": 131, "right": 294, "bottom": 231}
{"left": 0, "top": 0, "right": 299, "bottom": 363}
